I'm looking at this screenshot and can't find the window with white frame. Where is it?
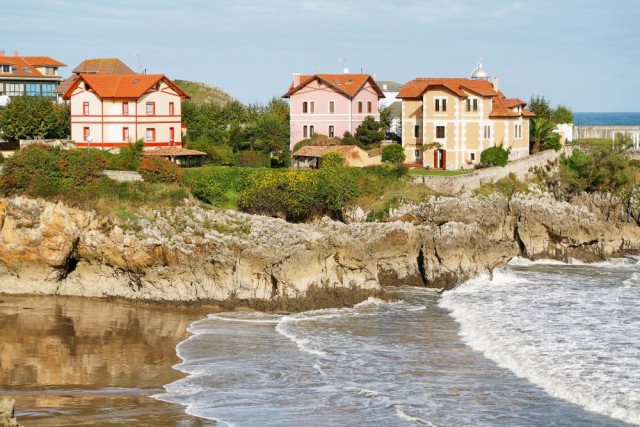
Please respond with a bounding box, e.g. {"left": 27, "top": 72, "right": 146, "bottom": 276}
{"left": 472, "top": 99, "right": 478, "bottom": 112}
{"left": 329, "top": 125, "right": 335, "bottom": 138}
{"left": 310, "top": 125, "right": 315, "bottom": 136}
{"left": 303, "top": 102, "right": 308, "bottom": 113}
{"left": 146, "top": 128, "right": 156, "bottom": 142}
{"left": 515, "top": 124, "right": 522, "bottom": 139}
{"left": 436, "top": 126, "right": 445, "bottom": 139}
{"left": 435, "top": 97, "right": 447, "bottom": 112}
{"left": 329, "top": 101, "right": 335, "bottom": 114}
{"left": 483, "top": 125, "right": 491, "bottom": 139}
{"left": 414, "top": 149, "right": 420, "bottom": 158}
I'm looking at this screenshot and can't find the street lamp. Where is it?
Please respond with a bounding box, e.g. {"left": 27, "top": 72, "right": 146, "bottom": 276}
{"left": 85, "top": 135, "right": 93, "bottom": 152}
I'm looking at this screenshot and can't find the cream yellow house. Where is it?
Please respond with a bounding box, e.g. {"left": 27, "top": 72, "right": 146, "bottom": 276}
{"left": 398, "top": 70, "right": 534, "bottom": 170}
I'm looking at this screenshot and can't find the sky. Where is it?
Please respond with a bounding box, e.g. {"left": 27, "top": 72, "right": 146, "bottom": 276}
{"left": 1, "top": 0, "right": 638, "bottom": 112}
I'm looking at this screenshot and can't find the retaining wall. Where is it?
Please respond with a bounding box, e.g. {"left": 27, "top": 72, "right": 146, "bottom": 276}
{"left": 103, "top": 170, "right": 142, "bottom": 182}
{"left": 412, "top": 147, "right": 571, "bottom": 194}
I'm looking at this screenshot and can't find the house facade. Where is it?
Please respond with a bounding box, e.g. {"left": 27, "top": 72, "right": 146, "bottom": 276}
{"left": 0, "top": 51, "right": 66, "bottom": 105}
{"left": 283, "top": 72, "right": 384, "bottom": 149}
{"left": 398, "top": 71, "right": 534, "bottom": 170}
{"left": 62, "top": 73, "right": 189, "bottom": 149}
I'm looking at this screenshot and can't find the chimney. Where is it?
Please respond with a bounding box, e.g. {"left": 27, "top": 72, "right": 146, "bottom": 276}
{"left": 493, "top": 76, "right": 499, "bottom": 92}
{"left": 0, "top": 51, "right": 4, "bottom": 57}
{"left": 343, "top": 67, "right": 349, "bottom": 74}
{"left": 13, "top": 50, "right": 19, "bottom": 57}
{"left": 383, "top": 84, "right": 388, "bottom": 91}
{"left": 293, "top": 72, "right": 301, "bottom": 87}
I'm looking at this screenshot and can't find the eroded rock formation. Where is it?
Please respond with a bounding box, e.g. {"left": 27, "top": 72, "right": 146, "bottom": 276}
{"left": 1, "top": 190, "right": 639, "bottom": 302}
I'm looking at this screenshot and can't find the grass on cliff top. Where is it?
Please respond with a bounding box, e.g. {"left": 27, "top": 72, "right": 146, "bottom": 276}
{"left": 173, "top": 80, "right": 235, "bottom": 106}
{"left": 474, "top": 173, "right": 530, "bottom": 198}
{"left": 571, "top": 138, "right": 612, "bottom": 150}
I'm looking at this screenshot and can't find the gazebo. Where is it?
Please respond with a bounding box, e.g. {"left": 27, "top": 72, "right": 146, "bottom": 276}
{"left": 143, "top": 146, "right": 206, "bottom": 168}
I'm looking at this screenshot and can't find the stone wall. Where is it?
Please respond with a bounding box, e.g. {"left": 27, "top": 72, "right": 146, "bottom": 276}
{"left": 103, "top": 170, "right": 142, "bottom": 182}
{"left": 412, "top": 147, "right": 571, "bottom": 194}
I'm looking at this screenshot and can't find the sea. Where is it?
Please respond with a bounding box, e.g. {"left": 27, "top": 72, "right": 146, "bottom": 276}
{"left": 156, "top": 257, "right": 640, "bottom": 426}
{"left": 574, "top": 112, "right": 640, "bottom": 126}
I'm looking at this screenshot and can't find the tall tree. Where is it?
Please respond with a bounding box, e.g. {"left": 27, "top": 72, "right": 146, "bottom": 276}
{"left": 354, "top": 116, "right": 385, "bottom": 148}
{"left": 0, "top": 96, "right": 65, "bottom": 142}
{"left": 252, "top": 113, "right": 289, "bottom": 153}
{"left": 551, "top": 104, "right": 574, "bottom": 124}
{"left": 528, "top": 95, "right": 552, "bottom": 121}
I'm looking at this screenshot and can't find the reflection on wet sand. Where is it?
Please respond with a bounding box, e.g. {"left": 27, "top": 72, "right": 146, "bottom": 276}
{"left": 0, "top": 295, "right": 217, "bottom": 426}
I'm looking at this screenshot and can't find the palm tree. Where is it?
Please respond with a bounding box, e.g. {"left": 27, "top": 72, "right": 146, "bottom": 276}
{"left": 529, "top": 117, "right": 557, "bottom": 154}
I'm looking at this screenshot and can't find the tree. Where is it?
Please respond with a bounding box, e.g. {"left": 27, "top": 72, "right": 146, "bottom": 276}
{"left": 321, "top": 151, "right": 344, "bottom": 168}
{"left": 379, "top": 105, "right": 393, "bottom": 132}
{"left": 528, "top": 95, "right": 552, "bottom": 121}
{"left": 251, "top": 112, "right": 289, "bottom": 153}
{"left": 354, "top": 116, "right": 385, "bottom": 148}
{"left": 381, "top": 144, "right": 405, "bottom": 165}
{"left": 0, "top": 96, "right": 66, "bottom": 142}
{"left": 341, "top": 131, "right": 357, "bottom": 146}
{"left": 551, "top": 104, "right": 574, "bottom": 124}
{"left": 529, "top": 117, "right": 558, "bottom": 154}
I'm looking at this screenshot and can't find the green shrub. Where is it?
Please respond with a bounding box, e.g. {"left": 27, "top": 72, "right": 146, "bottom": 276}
{"left": 381, "top": 144, "right": 406, "bottom": 165}
{"left": 480, "top": 145, "right": 509, "bottom": 167}
{"left": 321, "top": 151, "right": 344, "bottom": 168}
{"left": 237, "top": 150, "right": 268, "bottom": 168}
{"left": 57, "top": 149, "right": 107, "bottom": 187}
{"left": 0, "top": 143, "right": 62, "bottom": 195}
{"left": 105, "top": 140, "right": 144, "bottom": 171}
{"left": 139, "top": 156, "right": 183, "bottom": 184}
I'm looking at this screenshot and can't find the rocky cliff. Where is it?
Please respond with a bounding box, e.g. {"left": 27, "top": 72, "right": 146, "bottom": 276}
{"left": 1, "top": 190, "right": 639, "bottom": 304}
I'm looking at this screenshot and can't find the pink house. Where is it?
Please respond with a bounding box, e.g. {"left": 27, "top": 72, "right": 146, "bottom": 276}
{"left": 283, "top": 72, "right": 384, "bottom": 149}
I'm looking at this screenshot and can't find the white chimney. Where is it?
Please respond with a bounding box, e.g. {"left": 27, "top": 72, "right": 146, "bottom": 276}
{"left": 293, "top": 72, "right": 301, "bottom": 87}
{"left": 343, "top": 67, "right": 349, "bottom": 74}
{"left": 13, "top": 50, "right": 19, "bottom": 57}
{"left": 493, "top": 76, "right": 499, "bottom": 92}
{"left": 383, "top": 84, "right": 388, "bottom": 91}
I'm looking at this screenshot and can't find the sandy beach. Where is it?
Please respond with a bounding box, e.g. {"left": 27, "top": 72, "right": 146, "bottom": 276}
{"left": 0, "top": 294, "right": 218, "bottom": 426}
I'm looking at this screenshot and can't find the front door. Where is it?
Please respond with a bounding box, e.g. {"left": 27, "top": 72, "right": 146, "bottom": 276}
{"left": 434, "top": 149, "right": 446, "bottom": 169}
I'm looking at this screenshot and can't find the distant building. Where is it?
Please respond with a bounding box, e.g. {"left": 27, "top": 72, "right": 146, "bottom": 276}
{"left": 0, "top": 50, "right": 66, "bottom": 105}
{"left": 377, "top": 80, "right": 403, "bottom": 135}
{"left": 283, "top": 71, "right": 384, "bottom": 149}
{"left": 397, "top": 61, "right": 534, "bottom": 169}
{"left": 54, "top": 58, "right": 136, "bottom": 97}
{"left": 62, "top": 73, "right": 189, "bottom": 149}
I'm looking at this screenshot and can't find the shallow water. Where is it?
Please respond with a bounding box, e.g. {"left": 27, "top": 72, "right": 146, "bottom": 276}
{"left": 158, "top": 259, "right": 638, "bottom": 426}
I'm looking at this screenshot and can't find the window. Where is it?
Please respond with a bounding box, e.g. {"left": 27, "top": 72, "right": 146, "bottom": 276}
{"left": 483, "top": 125, "right": 491, "bottom": 139}
{"left": 303, "top": 125, "right": 308, "bottom": 138}
{"left": 358, "top": 101, "right": 363, "bottom": 114}
{"left": 0, "top": 65, "right": 9, "bottom": 73}
{"left": 329, "top": 101, "right": 335, "bottom": 114}
{"left": 310, "top": 125, "right": 315, "bottom": 136}
{"left": 146, "top": 128, "right": 156, "bottom": 142}
{"left": 5, "top": 83, "right": 23, "bottom": 96}
{"left": 414, "top": 149, "right": 420, "bottom": 158}
{"left": 367, "top": 101, "right": 372, "bottom": 113}
{"left": 466, "top": 99, "right": 471, "bottom": 112}
{"left": 83, "top": 127, "right": 90, "bottom": 141}
{"left": 169, "top": 102, "right": 175, "bottom": 115}
{"left": 26, "top": 83, "right": 40, "bottom": 96}
{"left": 435, "top": 98, "right": 447, "bottom": 112}
{"left": 302, "top": 102, "right": 308, "bottom": 113}
{"left": 83, "top": 102, "right": 90, "bottom": 115}
{"left": 515, "top": 124, "right": 522, "bottom": 139}
{"left": 414, "top": 125, "right": 420, "bottom": 138}
{"left": 45, "top": 66, "right": 56, "bottom": 75}
{"left": 146, "top": 102, "right": 155, "bottom": 115}
{"left": 170, "top": 127, "right": 175, "bottom": 142}
{"left": 21, "top": 66, "right": 33, "bottom": 74}
{"left": 329, "top": 125, "right": 335, "bottom": 138}
{"left": 42, "top": 83, "right": 55, "bottom": 97}
{"left": 310, "top": 101, "right": 315, "bottom": 114}
{"left": 470, "top": 152, "right": 476, "bottom": 161}
{"left": 122, "top": 102, "right": 129, "bottom": 115}
{"left": 122, "top": 127, "right": 129, "bottom": 141}
{"left": 472, "top": 99, "right": 478, "bottom": 112}
{"left": 436, "top": 126, "right": 445, "bottom": 139}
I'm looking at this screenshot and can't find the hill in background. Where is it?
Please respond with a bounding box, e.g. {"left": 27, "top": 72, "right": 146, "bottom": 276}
{"left": 174, "top": 80, "right": 235, "bottom": 106}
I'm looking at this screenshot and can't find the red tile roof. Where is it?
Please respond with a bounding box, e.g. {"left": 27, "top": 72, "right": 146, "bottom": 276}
{"left": 62, "top": 74, "right": 190, "bottom": 100}
{"left": 0, "top": 55, "right": 65, "bottom": 79}
{"left": 522, "top": 109, "right": 536, "bottom": 117}
{"left": 283, "top": 73, "right": 384, "bottom": 99}
{"left": 397, "top": 78, "right": 498, "bottom": 99}
{"left": 503, "top": 98, "right": 527, "bottom": 108}
{"left": 489, "top": 96, "right": 520, "bottom": 118}
{"left": 293, "top": 145, "right": 363, "bottom": 159}
{"left": 143, "top": 147, "right": 206, "bottom": 157}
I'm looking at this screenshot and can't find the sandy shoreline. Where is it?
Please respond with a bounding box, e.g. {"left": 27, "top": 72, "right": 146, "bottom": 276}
{"left": 0, "top": 294, "right": 222, "bottom": 426}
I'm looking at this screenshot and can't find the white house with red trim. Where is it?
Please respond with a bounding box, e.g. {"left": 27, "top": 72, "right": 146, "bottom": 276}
{"left": 283, "top": 72, "right": 384, "bottom": 149}
{"left": 62, "top": 73, "right": 189, "bottom": 149}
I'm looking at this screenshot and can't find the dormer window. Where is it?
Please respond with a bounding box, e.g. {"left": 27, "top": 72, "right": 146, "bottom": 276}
{"left": 0, "top": 65, "right": 10, "bottom": 73}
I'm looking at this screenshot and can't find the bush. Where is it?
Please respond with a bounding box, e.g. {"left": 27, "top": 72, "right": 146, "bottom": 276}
{"left": 57, "top": 149, "right": 107, "bottom": 187}
{"left": 0, "top": 143, "right": 62, "bottom": 196}
{"left": 139, "top": 156, "right": 183, "bottom": 184}
{"left": 381, "top": 144, "right": 406, "bottom": 165}
{"left": 105, "top": 140, "right": 144, "bottom": 171}
{"left": 321, "top": 151, "right": 344, "bottom": 168}
{"left": 480, "top": 145, "right": 509, "bottom": 167}
{"left": 236, "top": 150, "right": 268, "bottom": 168}
{"left": 560, "top": 147, "right": 633, "bottom": 193}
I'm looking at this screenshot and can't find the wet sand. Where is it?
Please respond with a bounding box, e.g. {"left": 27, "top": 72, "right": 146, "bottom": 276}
{"left": 0, "top": 294, "right": 219, "bottom": 426}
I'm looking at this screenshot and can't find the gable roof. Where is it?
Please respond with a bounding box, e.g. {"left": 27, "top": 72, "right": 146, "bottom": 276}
{"left": 283, "top": 73, "right": 384, "bottom": 99}
{"left": 0, "top": 55, "right": 66, "bottom": 79}
{"left": 293, "top": 144, "right": 364, "bottom": 158}
{"left": 397, "top": 78, "right": 498, "bottom": 99}
{"left": 72, "top": 58, "right": 135, "bottom": 74}
{"left": 143, "top": 147, "right": 206, "bottom": 157}
{"left": 62, "top": 73, "right": 190, "bottom": 100}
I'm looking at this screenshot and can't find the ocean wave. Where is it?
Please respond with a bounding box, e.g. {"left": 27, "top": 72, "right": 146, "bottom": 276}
{"left": 395, "top": 406, "right": 439, "bottom": 426}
